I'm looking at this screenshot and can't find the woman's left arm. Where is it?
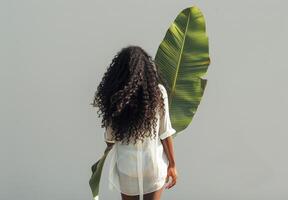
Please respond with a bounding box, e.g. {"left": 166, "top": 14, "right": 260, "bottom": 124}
{"left": 104, "top": 125, "right": 116, "bottom": 148}
{"left": 106, "top": 141, "right": 114, "bottom": 148}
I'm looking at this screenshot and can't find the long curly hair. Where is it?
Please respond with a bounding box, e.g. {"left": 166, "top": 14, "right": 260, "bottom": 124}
{"left": 91, "top": 45, "right": 169, "bottom": 145}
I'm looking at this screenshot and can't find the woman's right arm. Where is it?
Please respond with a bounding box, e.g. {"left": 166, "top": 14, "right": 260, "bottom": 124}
{"left": 161, "top": 136, "right": 178, "bottom": 189}
{"left": 158, "top": 84, "right": 178, "bottom": 189}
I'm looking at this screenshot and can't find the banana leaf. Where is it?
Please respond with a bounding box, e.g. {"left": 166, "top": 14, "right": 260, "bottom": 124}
{"left": 89, "top": 5, "right": 210, "bottom": 200}
{"left": 89, "top": 145, "right": 112, "bottom": 200}
{"left": 155, "top": 6, "right": 210, "bottom": 137}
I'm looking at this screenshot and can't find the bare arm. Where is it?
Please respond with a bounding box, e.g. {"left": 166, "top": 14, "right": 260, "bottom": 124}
{"left": 161, "top": 136, "right": 175, "bottom": 167}
{"left": 104, "top": 125, "right": 115, "bottom": 149}
{"left": 106, "top": 141, "right": 114, "bottom": 148}
{"left": 161, "top": 136, "right": 178, "bottom": 189}
{"left": 157, "top": 84, "right": 178, "bottom": 189}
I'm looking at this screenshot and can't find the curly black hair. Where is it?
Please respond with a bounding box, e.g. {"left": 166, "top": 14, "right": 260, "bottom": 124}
{"left": 91, "top": 45, "right": 169, "bottom": 145}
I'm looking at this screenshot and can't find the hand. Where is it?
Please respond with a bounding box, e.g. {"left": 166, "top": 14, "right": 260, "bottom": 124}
{"left": 165, "top": 164, "right": 178, "bottom": 189}
{"left": 104, "top": 142, "right": 114, "bottom": 153}
{"left": 105, "top": 141, "right": 115, "bottom": 148}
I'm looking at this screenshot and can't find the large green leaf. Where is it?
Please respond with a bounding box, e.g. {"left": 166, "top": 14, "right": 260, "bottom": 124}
{"left": 155, "top": 6, "right": 210, "bottom": 137}
{"left": 89, "top": 146, "right": 112, "bottom": 200}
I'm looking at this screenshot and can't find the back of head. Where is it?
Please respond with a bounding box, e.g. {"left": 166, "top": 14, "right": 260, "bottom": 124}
{"left": 92, "top": 45, "right": 167, "bottom": 145}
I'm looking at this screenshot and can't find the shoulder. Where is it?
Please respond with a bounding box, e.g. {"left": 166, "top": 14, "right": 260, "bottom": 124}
{"left": 158, "top": 83, "right": 168, "bottom": 98}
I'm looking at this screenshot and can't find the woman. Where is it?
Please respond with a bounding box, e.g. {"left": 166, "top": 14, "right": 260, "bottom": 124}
{"left": 92, "top": 45, "right": 178, "bottom": 200}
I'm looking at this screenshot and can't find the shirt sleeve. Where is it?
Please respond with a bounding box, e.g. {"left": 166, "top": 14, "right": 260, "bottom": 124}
{"left": 158, "top": 84, "right": 176, "bottom": 140}
{"left": 104, "top": 125, "right": 116, "bottom": 143}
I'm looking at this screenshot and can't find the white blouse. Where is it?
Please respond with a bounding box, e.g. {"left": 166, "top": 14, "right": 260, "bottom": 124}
{"left": 104, "top": 83, "right": 176, "bottom": 200}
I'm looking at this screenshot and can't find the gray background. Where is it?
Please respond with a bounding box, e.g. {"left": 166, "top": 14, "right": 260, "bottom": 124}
{"left": 1, "top": 0, "right": 287, "bottom": 199}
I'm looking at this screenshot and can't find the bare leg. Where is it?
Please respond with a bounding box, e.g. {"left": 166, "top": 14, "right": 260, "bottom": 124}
{"left": 144, "top": 185, "right": 165, "bottom": 200}
{"left": 121, "top": 185, "right": 165, "bottom": 200}
{"left": 120, "top": 193, "right": 139, "bottom": 200}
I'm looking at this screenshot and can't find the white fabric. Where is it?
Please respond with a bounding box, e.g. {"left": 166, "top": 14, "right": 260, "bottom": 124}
{"left": 104, "top": 83, "right": 176, "bottom": 200}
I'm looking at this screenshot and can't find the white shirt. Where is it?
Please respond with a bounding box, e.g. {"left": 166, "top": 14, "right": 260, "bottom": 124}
{"left": 104, "top": 83, "right": 176, "bottom": 200}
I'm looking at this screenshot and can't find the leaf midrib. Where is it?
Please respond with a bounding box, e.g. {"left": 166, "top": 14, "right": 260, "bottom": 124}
{"left": 169, "top": 10, "right": 191, "bottom": 106}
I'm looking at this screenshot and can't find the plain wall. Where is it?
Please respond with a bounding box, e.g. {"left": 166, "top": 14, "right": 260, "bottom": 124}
{"left": 0, "top": 0, "right": 287, "bottom": 199}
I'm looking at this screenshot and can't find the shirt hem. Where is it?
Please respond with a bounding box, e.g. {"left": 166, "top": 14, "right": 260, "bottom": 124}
{"left": 108, "top": 176, "right": 166, "bottom": 196}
